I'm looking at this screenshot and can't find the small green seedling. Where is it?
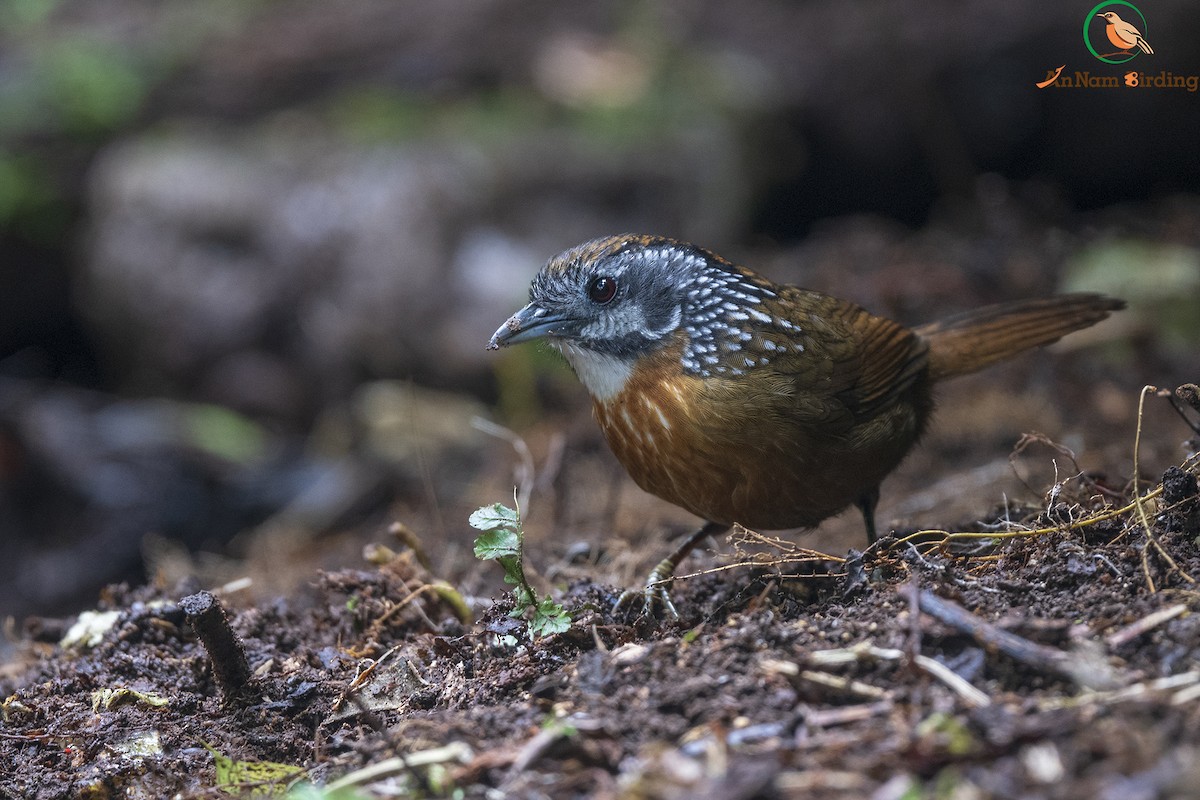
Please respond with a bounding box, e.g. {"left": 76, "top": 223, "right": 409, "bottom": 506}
{"left": 469, "top": 502, "right": 571, "bottom": 638}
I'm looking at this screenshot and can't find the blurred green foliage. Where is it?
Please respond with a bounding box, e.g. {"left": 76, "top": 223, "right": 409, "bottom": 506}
{"left": 0, "top": 3, "right": 152, "bottom": 236}
{"left": 324, "top": 76, "right": 721, "bottom": 149}
{"left": 0, "top": 0, "right": 740, "bottom": 242}
{"left": 327, "top": 87, "right": 552, "bottom": 146}
{"left": 0, "top": 0, "right": 58, "bottom": 27}
{"left": 0, "top": 0, "right": 262, "bottom": 238}
{"left": 184, "top": 403, "right": 269, "bottom": 464}
{"left": 323, "top": 5, "right": 739, "bottom": 149}
{"left": 1064, "top": 239, "right": 1200, "bottom": 351}
{"left": 39, "top": 39, "right": 148, "bottom": 135}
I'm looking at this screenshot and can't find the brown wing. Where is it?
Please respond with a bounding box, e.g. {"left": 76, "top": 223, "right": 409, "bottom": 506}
{"left": 758, "top": 287, "right": 930, "bottom": 425}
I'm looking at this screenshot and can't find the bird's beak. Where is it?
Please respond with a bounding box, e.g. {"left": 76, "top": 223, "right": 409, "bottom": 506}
{"left": 486, "top": 303, "right": 571, "bottom": 350}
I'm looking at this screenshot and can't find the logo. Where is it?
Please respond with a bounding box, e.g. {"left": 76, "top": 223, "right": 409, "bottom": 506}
{"left": 1085, "top": 1, "right": 1152, "bottom": 64}
{"left": 1034, "top": 3, "right": 1197, "bottom": 92}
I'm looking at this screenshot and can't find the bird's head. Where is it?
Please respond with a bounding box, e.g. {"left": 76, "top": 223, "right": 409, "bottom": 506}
{"left": 1098, "top": 11, "right": 1121, "bottom": 22}
{"left": 487, "top": 234, "right": 785, "bottom": 400}
{"left": 487, "top": 234, "right": 693, "bottom": 360}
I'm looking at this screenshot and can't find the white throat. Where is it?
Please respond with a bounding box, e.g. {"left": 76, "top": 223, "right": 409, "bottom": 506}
{"left": 556, "top": 343, "right": 634, "bottom": 402}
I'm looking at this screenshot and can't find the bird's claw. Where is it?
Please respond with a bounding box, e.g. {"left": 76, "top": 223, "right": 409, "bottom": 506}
{"left": 613, "top": 570, "right": 680, "bottom": 620}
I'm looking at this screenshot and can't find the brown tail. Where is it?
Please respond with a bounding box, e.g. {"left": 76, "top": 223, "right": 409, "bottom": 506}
{"left": 916, "top": 294, "right": 1124, "bottom": 382}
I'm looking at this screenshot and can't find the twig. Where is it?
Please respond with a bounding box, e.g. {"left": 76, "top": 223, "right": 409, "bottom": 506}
{"left": 905, "top": 579, "right": 921, "bottom": 665}
{"left": 1104, "top": 603, "right": 1188, "bottom": 649}
{"left": 917, "top": 589, "right": 1117, "bottom": 690}
{"left": 803, "top": 701, "right": 892, "bottom": 727}
{"left": 918, "top": 589, "right": 1066, "bottom": 670}
{"left": 912, "top": 654, "right": 991, "bottom": 708}
{"left": 0, "top": 731, "right": 53, "bottom": 741}
{"left": 367, "top": 583, "right": 444, "bottom": 637}
{"left": 1037, "top": 671, "right": 1200, "bottom": 711}
{"left": 472, "top": 416, "right": 536, "bottom": 515}
{"left": 1008, "top": 432, "right": 1082, "bottom": 497}
{"left": 1170, "top": 681, "right": 1200, "bottom": 705}
{"left": 331, "top": 644, "right": 402, "bottom": 714}
{"left": 507, "top": 726, "right": 569, "bottom": 775}
{"left": 1131, "top": 386, "right": 1195, "bottom": 589}
{"left": 803, "top": 641, "right": 990, "bottom": 707}
{"left": 798, "top": 670, "right": 890, "bottom": 700}
{"left": 324, "top": 743, "right": 473, "bottom": 791}
{"left": 889, "top": 483, "right": 1168, "bottom": 558}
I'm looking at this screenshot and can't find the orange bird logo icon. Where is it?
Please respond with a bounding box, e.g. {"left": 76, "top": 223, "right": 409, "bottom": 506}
{"left": 1035, "top": 65, "right": 1066, "bottom": 88}
{"left": 1097, "top": 10, "right": 1153, "bottom": 54}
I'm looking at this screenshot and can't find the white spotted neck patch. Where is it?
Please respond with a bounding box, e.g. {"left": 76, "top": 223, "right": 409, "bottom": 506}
{"left": 679, "top": 266, "right": 802, "bottom": 378}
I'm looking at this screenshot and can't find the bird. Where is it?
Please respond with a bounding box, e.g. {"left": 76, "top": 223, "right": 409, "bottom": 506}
{"left": 1097, "top": 11, "right": 1152, "bottom": 55}
{"left": 487, "top": 235, "right": 1124, "bottom": 616}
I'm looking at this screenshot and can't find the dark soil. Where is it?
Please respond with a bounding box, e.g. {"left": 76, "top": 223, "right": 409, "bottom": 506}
{"left": 3, "top": 437, "right": 1200, "bottom": 799}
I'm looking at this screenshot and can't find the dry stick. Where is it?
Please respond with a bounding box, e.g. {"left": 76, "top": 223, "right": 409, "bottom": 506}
{"left": 1035, "top": 671, "right": 1200, "bottom": 712}
{"left": 331, "top": 644, "right": 402, "bottom": 713}
{"left": 887, "top": 489, "right": 1155, "bottom": 554}
{"left": 917, "top": 590, "right": 1091, "bottom": 687}
{"left": 901, "top": 578, "right": 962, "bottom": 703}
{"left": 471, "top": 417, "right": 535, "bottom": 515}
{"left": 804, "top": 702, "right": 892, "bottom": 728}
{"left": 324, "top": 743, "right": 472, "bottom": 793}
{"left": 905, "top": 580, "right": 922, "bottom": 666}
{"left": 888, "top": 389, "right": 1200, "bottom": 559}
{"left": 368, "top": 583, "right": 444, "bottom": 638}
{"left": 912, "top": 653, "right": 991, "bottom": 708}
{"left": 888, "top": 483, "right": 1179, "bottom": 560}
{"left": 180, "top": 591, "right": 253, "bottom": 703}
{"left": 804, "top": 640, "right": 991, "bottom": 708}
{"left": 798, "top": 670, "right": 890, "bottom": 700}
{"left": 1104, "top": 603, "right": 1188, "bottom": 650}
{"left": 1132, "top": 383, "right": 1159, "bottom": 591}
{"left": 337, "top": 690, "right": 436, "bottom": 795}
{"left": 678, "top": 525, "right": 846, "bottom": 583}
{"left": 0, "top": 732, "right": 53, "bottom": 742}
{"left": 1131, "top": 385, "right": 1195, "bottom": 591}
{"left": 909, "top": 583, "right": 989, "bottom": 707}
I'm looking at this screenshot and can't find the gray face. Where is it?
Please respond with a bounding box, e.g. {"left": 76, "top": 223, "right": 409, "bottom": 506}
{"left": 488, "top": 235, "right": 795, "bottom": 378}
{"left": 528, "top": 240, "right": 696, "bottom": 357}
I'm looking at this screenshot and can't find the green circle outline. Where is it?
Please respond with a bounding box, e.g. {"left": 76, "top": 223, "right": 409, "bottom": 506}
{"left": 1085, "top": 0, "right": 1148, "bottom": 64}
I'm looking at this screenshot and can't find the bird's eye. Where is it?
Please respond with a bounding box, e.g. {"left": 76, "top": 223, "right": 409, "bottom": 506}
{"left": 587, "top": 275, "right": 617, "bottom": 305}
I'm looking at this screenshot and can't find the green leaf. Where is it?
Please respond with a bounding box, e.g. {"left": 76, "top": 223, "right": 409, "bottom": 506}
{"left": 529, "top": 598, "right": 571, "bottom": 637}
{"left": 287, "top": 784, "right": 373, "bottom": 800}
{"left": 468, "top": 503, "right": 520, "bottom": 532}
{"left": 90, "top": 687, "right": 170, "bottom": 712}
{"left": 203, "top": 742, "right": 304, "bottom": 797}
{"left": 510, "top": 585, "right": 536, "bottom": 608}
{"left": 473, "top": 529, "right": 520, "bottom": 560}
{"left": 471, "top": 499, "right": 568, "bottom": 639}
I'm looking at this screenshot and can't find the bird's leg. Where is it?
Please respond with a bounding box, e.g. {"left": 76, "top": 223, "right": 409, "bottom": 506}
{"left": 855, "top": 486, "right": 881, "bottom": 544}
{"left": 615, "top": 520, "right": 730, "bottom": 619}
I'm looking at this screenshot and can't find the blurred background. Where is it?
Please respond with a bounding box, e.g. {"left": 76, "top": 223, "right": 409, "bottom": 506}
{"left": 2, "top": 0, "right": 1199, "bottom": 630}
